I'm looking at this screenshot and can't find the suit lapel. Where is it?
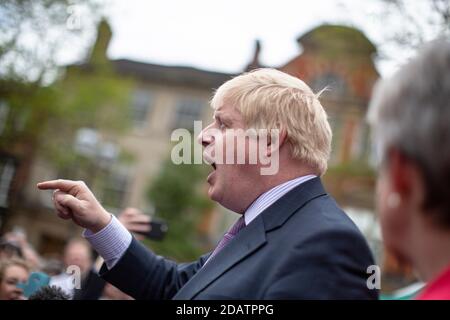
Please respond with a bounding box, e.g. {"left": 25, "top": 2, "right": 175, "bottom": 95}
{"left": 173, "top": 216, "right": 266, "bottom": 299}
{"left": 173, "top": 177, "right": 327, "bottom": 300}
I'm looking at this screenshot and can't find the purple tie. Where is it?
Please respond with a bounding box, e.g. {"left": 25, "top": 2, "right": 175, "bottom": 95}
{"left": 204, "top": 216, "right": 246, "bottom": 265}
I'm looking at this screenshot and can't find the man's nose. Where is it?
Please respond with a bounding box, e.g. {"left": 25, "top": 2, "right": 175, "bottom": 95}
{"left": 198, "top": 124, "right": 214, "bottom": 148}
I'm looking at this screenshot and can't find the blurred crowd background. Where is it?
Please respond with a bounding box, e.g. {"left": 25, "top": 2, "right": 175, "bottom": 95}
{"left": 0, "top": 0, "right": 449, "bottom": 299}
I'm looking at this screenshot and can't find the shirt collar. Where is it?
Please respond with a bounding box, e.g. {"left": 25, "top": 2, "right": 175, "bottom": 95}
{"left": 244, "top": 174, "right": 317, "bottom": 226}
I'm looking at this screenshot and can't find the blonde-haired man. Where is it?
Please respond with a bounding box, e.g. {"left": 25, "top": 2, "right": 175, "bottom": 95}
{"left": 38, "top": 68, "right": 377, "bottom": 299}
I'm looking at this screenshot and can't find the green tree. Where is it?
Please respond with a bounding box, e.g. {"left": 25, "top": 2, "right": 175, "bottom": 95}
{"left": 0, "top": 10, "right": 134, "bottom": 229}
{"left": 1, "top": 18, "right": 133, "bottom": 181}
{"left": 146, "top": 153, "right": 213, "bottom": 262}
{"left": 0, "top": 0, "right": 101, "bottom": 84}
{"left": 39, "top": 64, "right": 133, "bottom": 179}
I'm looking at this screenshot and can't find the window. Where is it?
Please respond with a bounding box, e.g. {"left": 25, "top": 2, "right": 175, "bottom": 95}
{"left": 351, "top": 122, "right": 371, "bottom": 162}
{"left": 73, "top": 127, "right": 99, "bottom": 157}
{"left": 131, "top": 89, "right": 153, "bottom": 128}
{"left": 0, "top": 156, "right": 16, "bottom": 208}
{"left": 99, "top": 165, "right": 130, "bottom": 210}
{"left": 173, "top": 98, "right": 205, "bottom": 131}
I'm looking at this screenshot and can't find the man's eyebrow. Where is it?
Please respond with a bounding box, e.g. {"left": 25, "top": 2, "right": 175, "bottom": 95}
{"left": 213, "top": 112, "right": 232, "bottom": 123}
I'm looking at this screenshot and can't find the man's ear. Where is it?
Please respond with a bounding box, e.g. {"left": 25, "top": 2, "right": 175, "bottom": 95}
{"left": 267, "top": 128, "right": 287, "bottom": 157}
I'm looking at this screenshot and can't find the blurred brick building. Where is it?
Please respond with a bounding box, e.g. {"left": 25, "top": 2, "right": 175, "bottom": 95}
{"left": 246, "top": 25, "right": 382, "bottom": 247}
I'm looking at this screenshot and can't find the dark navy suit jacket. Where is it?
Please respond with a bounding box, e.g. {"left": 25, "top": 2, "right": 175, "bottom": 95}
{"left": 100, "top": 178, "right": 379, "bottom": 299}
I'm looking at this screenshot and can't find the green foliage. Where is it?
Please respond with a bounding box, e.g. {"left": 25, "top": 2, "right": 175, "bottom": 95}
{"left": 43, "top": 67, "right": 133, "bottom": 169}
{"left": 0, "top": 80, "right": 58, "bottom": 149}
{"left": 0, "top": 0, "right": 101, "bottom": 83}
{"left": 0, "top": 0, "right": 134, "bottom": 178}
{"left": 0, "top": 66, "right": 134, "bottom": 175}
{"left": 146, "top": 151, "right": 213, "bottom": 262}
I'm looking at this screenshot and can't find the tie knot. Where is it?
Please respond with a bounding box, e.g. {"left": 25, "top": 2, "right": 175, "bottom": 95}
{"left": 228, "top": 216, "right": 246, "bottom": 236}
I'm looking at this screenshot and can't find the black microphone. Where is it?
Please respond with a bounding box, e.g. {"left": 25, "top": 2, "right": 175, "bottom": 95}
{"left": 28, "top": 286, "right": 70, "bottom": 300}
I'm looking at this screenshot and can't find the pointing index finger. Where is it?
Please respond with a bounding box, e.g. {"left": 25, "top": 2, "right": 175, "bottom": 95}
{"left": 37, "top": 179, "right": 79, "bottom": 193}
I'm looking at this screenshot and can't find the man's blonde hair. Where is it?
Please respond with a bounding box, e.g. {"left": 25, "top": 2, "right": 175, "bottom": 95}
{"left": 211, "top": 68, "right": 332, "bottom": 175}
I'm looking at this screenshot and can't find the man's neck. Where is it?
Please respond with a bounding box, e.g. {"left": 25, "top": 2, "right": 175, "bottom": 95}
{"left": 262, "top": 163, "right": 316, "bottom": 191}
{"left": 241, "top": 166, "right": 317, "bottom": 213}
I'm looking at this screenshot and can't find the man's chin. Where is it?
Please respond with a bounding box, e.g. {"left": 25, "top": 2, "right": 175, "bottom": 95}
{"left": 207, "top": 184, "right": 221, "bottom": 202}
{"left": 207, "top": 188, "right": 217, "bottom": 201}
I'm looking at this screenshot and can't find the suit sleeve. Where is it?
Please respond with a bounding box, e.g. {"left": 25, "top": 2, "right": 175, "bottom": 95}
{"left": 263, "top": 229, "right": 379, "bottom": 299}
{"left": 99, "top": 237, "right": 210, "bottom": 300}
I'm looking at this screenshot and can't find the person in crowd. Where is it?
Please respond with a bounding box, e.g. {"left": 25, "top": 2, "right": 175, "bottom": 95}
{"left": 367, "top": 39, "right": 450, "bottom": 300}
{"left": 38, "top": 68, "right": 378, "bottom": 299}
{"left": 41, "top": 258, "right": 65, "bottom": 277}
{"left": 50, "top": 238, "right": 93, "bottom": 298}
{"left": 72, "top": 207, "right": 148, "bottom": 300}
{"left": 2, "top": 229, "right": 41, "bottom": 270}
{"left": 0, "top": 238, "right": 23, "bottom": 261}
{"left": 0, "top": 257, "right": 30, "bottom": 300}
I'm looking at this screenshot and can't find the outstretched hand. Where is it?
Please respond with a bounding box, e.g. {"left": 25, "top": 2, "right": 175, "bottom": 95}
{"left": 37, "top": 179, "right": 111, "bottom": 233}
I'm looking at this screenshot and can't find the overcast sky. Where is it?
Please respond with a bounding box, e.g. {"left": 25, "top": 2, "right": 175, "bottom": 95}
{"left": 65, "top": 0, "right": 436, "bottom": 78}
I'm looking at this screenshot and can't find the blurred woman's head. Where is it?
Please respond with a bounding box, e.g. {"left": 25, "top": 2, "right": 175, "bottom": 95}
{"left": 368, "top": 39, "right": 450, "bottom": 279}
{"left": 0, "top": 258, "right": 30, "bottom": 300}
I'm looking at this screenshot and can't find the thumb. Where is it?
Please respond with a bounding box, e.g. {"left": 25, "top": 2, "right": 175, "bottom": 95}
{"left": 56, "top": 193, "right": 81, "bottom": 213}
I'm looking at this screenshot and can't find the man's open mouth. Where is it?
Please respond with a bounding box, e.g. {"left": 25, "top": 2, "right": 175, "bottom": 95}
{"left": 203, "top": 152, "right": 216, "bottom": 169}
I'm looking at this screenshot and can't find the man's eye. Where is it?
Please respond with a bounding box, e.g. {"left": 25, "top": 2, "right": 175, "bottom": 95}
{"left": 216, "top": 120, "right": 226, "bottom": 129}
